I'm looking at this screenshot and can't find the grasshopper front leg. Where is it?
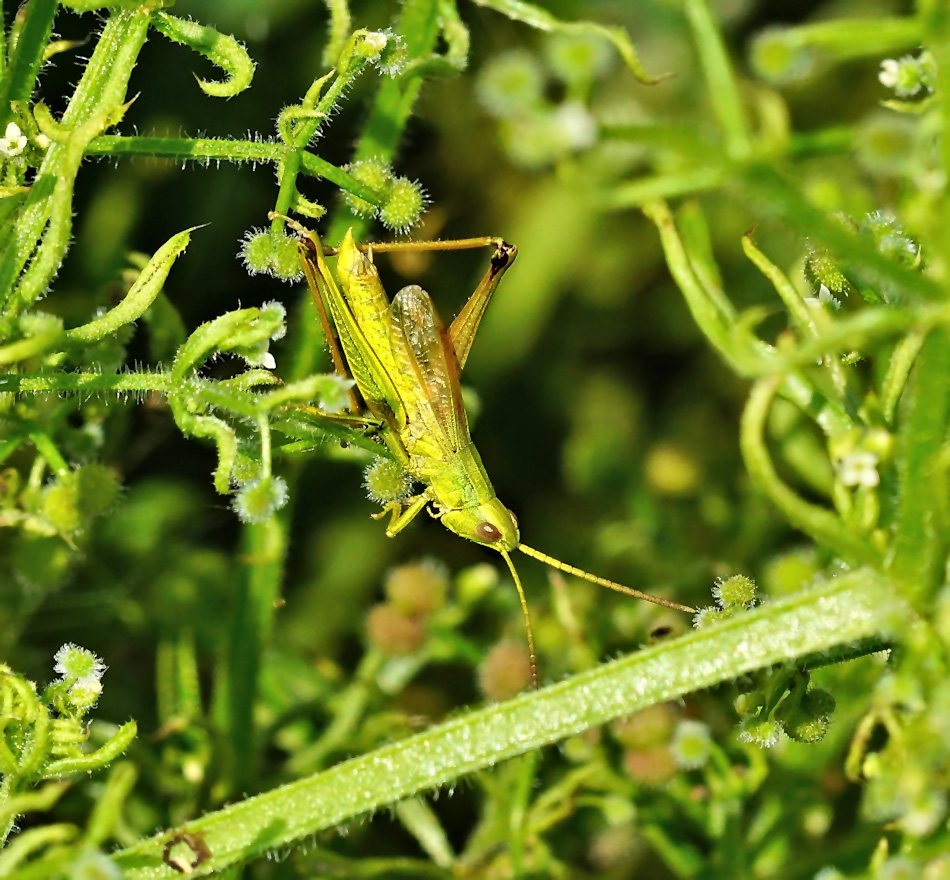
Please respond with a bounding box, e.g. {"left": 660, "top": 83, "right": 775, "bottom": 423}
{"left": 372, "top": 491, "right": 430, "bottom": 537}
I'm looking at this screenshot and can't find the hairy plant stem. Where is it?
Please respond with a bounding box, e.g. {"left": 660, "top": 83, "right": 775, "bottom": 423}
{"left": 111, "top": 570, "right": 904, "bottom": 878}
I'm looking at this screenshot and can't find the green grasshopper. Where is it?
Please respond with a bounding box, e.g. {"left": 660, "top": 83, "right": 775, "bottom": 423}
{"left": 280, "top": 216, "right": 695, "bottom": 682}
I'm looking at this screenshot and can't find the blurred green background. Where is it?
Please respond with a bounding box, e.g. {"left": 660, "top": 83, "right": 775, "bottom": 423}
{"left": 3, "top": 0, "right": 928, "bottom": 875}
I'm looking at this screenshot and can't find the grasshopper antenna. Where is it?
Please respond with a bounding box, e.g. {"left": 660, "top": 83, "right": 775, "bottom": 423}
{"left": 517, "top": 544, "right": 697, "bottom": 614}
{"left": 499, "top": 549, "right": 539, "bottom": 689}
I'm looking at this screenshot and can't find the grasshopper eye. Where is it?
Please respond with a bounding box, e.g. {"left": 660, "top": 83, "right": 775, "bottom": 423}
{"left": 475, "top": 522, "right": 502, "bottom": 542}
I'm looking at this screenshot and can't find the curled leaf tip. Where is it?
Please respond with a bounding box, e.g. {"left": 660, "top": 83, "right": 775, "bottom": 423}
{"left": 153, "top": 12, "right": 256, "bottom": 98}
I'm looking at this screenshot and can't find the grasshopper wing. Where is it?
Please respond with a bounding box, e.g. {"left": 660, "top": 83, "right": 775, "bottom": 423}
{"left": 389, "top": 284, "right": 470, "bottom": 452}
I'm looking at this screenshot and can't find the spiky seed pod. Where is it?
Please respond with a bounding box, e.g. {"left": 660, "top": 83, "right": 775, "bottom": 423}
{"left": 363, "top": 457, "right": 413, "bottom": 505}
{"left": 232, "top": 475, "right": 289, "bottom": 523}
{"left": 240, "top": 228, "right": 302, "bottom": 281}
{"left": 344, "top": 158, "right": 394, "bottom": 217}
{"left": 378, "top": 177, "right": 427, "bottom": 233}
{"left": 712, "top": 575, "right": 757, "bottom": 609}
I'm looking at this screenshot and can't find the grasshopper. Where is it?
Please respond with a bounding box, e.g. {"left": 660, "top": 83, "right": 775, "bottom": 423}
{"left": 280, "top": 216, "right": 695, "bottom": 683}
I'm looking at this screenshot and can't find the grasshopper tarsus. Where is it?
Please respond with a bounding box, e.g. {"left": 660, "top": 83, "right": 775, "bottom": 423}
{"left": 490, "top": 241, "right": 517, "bottom": 276}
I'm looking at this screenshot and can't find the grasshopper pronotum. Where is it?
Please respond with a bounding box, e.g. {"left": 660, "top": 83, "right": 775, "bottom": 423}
{"left": 279, "top": 216, "right": 695, "bottom": 684}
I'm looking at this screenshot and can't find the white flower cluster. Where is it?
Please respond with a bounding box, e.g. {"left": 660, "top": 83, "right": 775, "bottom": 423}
{"left": 53, "top": 643, "right": 107, "bottom": 709}
{"left": 879, "top": 51, "right": 936, "bottom": 98}
{"left": 836, "top": 451, "right": 880, "bottom": 488}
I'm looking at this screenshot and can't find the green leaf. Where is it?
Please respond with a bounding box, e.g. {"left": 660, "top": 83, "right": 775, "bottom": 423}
{"left": 152, "top": 12, "right": 255, "bottom": 98}
{"left": 66, "top": 228, "right": 195, "bottom": 343}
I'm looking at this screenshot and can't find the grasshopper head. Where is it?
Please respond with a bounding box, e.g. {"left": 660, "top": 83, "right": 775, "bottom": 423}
{"left": 441, "top": 499, "right": 520, "bottom": 551}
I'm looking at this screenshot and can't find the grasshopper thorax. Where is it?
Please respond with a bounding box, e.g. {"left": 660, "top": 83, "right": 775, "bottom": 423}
{"left": 440, "top": 498, "right": 520, "bottom": 551}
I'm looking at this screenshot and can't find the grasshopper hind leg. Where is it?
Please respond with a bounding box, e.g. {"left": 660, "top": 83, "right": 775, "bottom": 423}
{"left": 323, "top": 234, "right": 518, "bottom": 372}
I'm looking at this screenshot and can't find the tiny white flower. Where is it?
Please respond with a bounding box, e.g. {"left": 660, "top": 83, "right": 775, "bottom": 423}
{"left": 553, "top": 101, "right": 597, "bottom": 151}
{"left": 0, "top": 122, "right": 27, "bottom": 157}
{"left": 837, "top": 451, "right": 880, "bottom": 488}
{"left": 261, "top": 351, "right": 276, "bottom": 370}
{"left": 879, "top": 58, "right": 901, "bottom": 89}
{"left": 363, "top": 31, "right": 388, "bottom": 54}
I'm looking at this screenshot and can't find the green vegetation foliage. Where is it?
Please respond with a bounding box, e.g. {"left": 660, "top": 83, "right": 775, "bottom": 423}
{"left": 1, "top": 0, "right": 949, "bottom": 877}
